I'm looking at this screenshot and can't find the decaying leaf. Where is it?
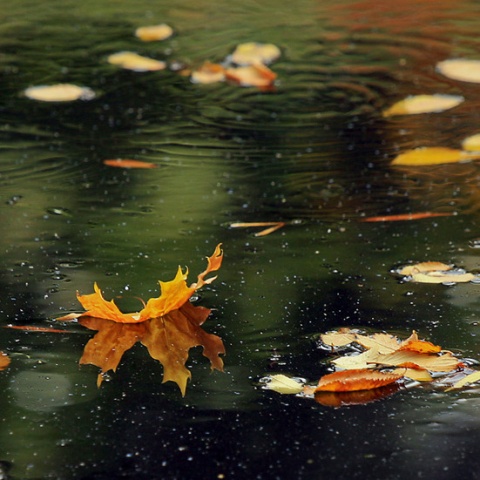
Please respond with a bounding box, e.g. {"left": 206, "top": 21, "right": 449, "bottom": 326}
{"left": 57, "top": 244, "right": 223, "bottom": 323}
{"left": 24, "top": 84, "right": 96, "bottom": 102}
{"left": 262, "top": 374, "right": 305, "bottom": 394}
{"left": 135, "top": 24, "right": 173, "bottom": 42}
{"left": 107, "top": 51, "right": 166, "bottom": 72}
{"left": 0, "top": 352, "right": 10, "bottom": 371}
{"left": 462, "top": 133, "right": 480, "bottom": 152}
{"left": 383, "top": 94, "right": 463, "bottom": 117}
{"left": 79, "top": 301, "right": 225, "bottom": 394}
{"left": 391, "top": 147, "right": 480, "bottom": 166}
{"left": 230, "top": 42, "right": 281, "bottom": 66}
{"left": 314, "top": 368, "right": 402, "bottom": 392}
{"left": 437, "top": 59, "right": 480, "bottom": 83}
{"left": 191, "top": 62, "right": 226, "bottom": 84}
{"left": 103, "top": 159, "right": 157, "bottom": 169}
{"left": 225, "top": 64, "right": 277, "bottom": 88}
{"left": 361, "top": 212, "right": 453, "bottom": 222}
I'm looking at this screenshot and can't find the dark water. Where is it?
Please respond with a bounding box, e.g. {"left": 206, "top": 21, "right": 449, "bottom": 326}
{"left": 2, "top": 0, "right": 480, "bottom": 478}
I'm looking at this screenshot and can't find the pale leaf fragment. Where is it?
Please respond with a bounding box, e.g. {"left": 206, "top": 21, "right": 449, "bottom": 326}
{"left": 461, "top": 133, "right": 480, "bottom": 152}
{"left": 135, "top": 24, "right": 173, "bottom": 42}
{"left": 333, "top": 347, "right": 382, "bottom": 370}
{"left": 374, "top": 350, "right": 460, "bottom": 372}
{"left": 225, "top": 64, "right": 276, "bottom": 88}
{"left": 262, "top": 374, "right": 304, "bottom": 394}
{"left": 437, "top": 59, "right": 480, "bottom": 83}
{"left": 411, "top": 271, "right": 475, "bottom": 284}
{"left": 445, "top": 370, "right": 480, "bottom": 391}
{"left": 393, "top": 367, "right": 433, "bottom": 382}
{"left": 108, "top": 51, "right": 166, "bottom": 72}
{"left": 191, "top": 62, "right": 226, "bottom": 84}
{"left": 354, "top": 333, "right": 400, "bottom": 354}
{"left": 320, "top": 331, "right": 356, "bottom": 348}
{"left": 383, "top": 94, "right": 463, "bottom": 117}
{"left": 392, "top": 147, "right": 480, "bottom": 166}
{"left": 399, "top": 262, "right": 451, "bottom": 276}
{"left": 24, "top": 84, "right": 95, "bottom": 102}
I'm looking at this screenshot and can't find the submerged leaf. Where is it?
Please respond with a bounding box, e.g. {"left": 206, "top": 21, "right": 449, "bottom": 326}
{"left": 107, "top": 51, "right": 166, "bottom": 71}
{"left": 383, "top": 94, "right": 463, "bottom": 117}
{"left": 231, "top": 42, "right": 281, "bottom": 66}
{"left": 437, "top": 59, "right": 480, "bottom": 83}
{"left": 314, "top": 368, "right": 402, "bottom": 392}
{"left": 57, "top": 244, "right": 223, "bottom": 323}
{"left": 392, "top": 147, "right": 480, "bottom": 166}
{"left": 135, "top": 24, "right": 173, "bottom": 42}
{"left": 24, "top": 84, "right": 95, "bottom": 102}
{"left": 361, "top": 212, "right": 453, "bottom": 222}
{"left": 103, "top": 159, "right": 157, "bottom": 169}
{"left": 0, "top": 352, "right": 10, "bottom": 371}
{"left": 79, "top": 301, "right": 225, "bottom": 394}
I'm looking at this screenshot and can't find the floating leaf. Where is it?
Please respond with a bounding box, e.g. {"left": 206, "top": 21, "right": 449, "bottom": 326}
{"left": 391, "top": 147, "right": 480, "bottom": 166}
{"left": 4, "top": 325, "right": 69, "bottom": 333}
{"left": 398, "top": 261, "right": 452, "bottom": 276}
{"left": 313, "top": 383, "right": 400, "bottom": 407}
{"left": 0, "top": 352, "right": 10, "bottom": 371}
{"left": 320, "top": 330, "right": 357, "bottom": 348}
{"left": 393, "top": 367, "right": 433, "bottom": 382}
{"left": 103, "top": 159, "right": 157, "bottom": 169}
{"left": 57, "top": 244, "right": 223, "bottom": 323}
{"left": 229, "top": 221, "right": 285, "bottom": 236}
{"left": 410, "top": 271, "right": 476, "bottom": 284}
{"left": 383, "top": 94, "right": 463, "bottom": 117}
{"left": 262, "top": 374, "right": 304, "bottom": 394}
{"left": 191, "top": 61, "right": 226, "bottom": 84}
{"left": 397, "top": 339, "right": 441, "bottom": 354}
{"left": 24, "top": 84, "right": 95, "bottom": 102}
{"left": 445, "top": 370, "right": 480, "bottom": 391}
{"left": 231, "top": 42, "right": 281, "bottom": 66}
{"left": 314, "top": 369, "right": 403, "bottom": 392}
{"left": 361, "top": 212, "right": 453, "bottom": 222}
{"left": 374, "top": 350, "right": 461, "bottom": 372}
{"left": 107, "top": 51, "right": 166, "bottom": 72}
{"left": 135, "top": 24, "right": 173, "bottom": 42}
{"left": 225, "top": 64, "right": 276, "bottom": 88}
{"left": 79, "top": 301, "right": 225, "bottom": 394}
{"left": 437, "top": 59, "right": 480, "bottom": 83}
{"left": 461, "top": 133, "right": 480, "bottom": 152}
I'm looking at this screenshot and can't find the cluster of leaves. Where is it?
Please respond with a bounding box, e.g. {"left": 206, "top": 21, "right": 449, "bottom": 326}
{"left": 55, "top": 244, "right": 225, "bottom": 395}
{"left": 384, "top": 59, "right": 480, "bottom": 166}
{"left": 264, "top": 328, "right": 480, "bottom": 407}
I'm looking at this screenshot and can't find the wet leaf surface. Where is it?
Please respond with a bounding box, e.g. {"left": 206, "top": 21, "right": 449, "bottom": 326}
{"left": 24, "top": 84, "right": 96, "bottom": 102}
{"left": 383, "top": 94, "right": 464, "bottom": 117}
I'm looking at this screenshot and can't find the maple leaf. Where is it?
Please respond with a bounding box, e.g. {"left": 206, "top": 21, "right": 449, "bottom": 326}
{"left": 57, "top": 244, "right": 223, "bottom": 323}
{"left": 78, "top": 301, "right": 225, "bottom": 395}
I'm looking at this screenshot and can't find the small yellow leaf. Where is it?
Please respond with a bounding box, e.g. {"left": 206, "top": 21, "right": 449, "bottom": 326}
{"left": 375, "top": 350, "right": 460, "bottom": 372}
{"left": 437, "top": 59, "right": 480, "bottom": 83}
{"left": 231, "top": 42, "right": 281, "bottom": 66}
{"left": 383, "top": 94, "right": 463, "bottom": 117}
{"left": 333, "top": 347, "right": 382, "bottom": 370}
{"left": 445, "top": 370, "right": 480, "bottom": 391}
{"left": 399, "top": 262, "right": 451, "bottom": 276}
{"left": 191, "top": 61, "right": 226, "bottom": 84}
{"left": 320, "top": 331, "right": 357, "bottom": 348}
{"left": 24, "top": 84, "right": 95, "bottom": 102}
{"left": 263, "top": 374, "right": 304, "bottom": 394}
{"left": 225, "top": 64, "right": 277, "bottom": 88}
{"left": 410, "top": 271, "right": 475, "bottom": 284}
{"left": 107, "top": 51, "right": 166, "bottom": 72}
{"left": 135, "top": 24, "right": 173, "bottom": 42}
{"left": 461, "top": 133, "right": 480, "bottom": 152}
{"left": 392, "top": 147, "right": 480, "bottom": 166}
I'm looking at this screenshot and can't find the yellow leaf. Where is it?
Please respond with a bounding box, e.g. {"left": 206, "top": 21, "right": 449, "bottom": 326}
{"left": 262, "top": 374, "right": 304, "bottom": 394}
{"left": 374, "top": 350, "right": 460, "bottom": 372}
{"left": 354, "top": 333, "right": 400, "bottom": 354}
{"left": 383, "top": 94, "right": 463, "bottom": 117}
{"left": 461, "top": 133, "right": 480, "bottom": 152}
{"left": 107, "top": 51, "right": 166, "bottom": 72}
{"left": 392, "top": 147, "right": 480, "bottom": 166}
{"left": 393, "top": 367, "right": 433, "bottom": 382}
{"left": 135, "top": 24, "right": 173, "bottom": 42}
{"left": 231, "top": 42, "right": 281, "bottom": 66}
{"left": 24, "top": 84, "right": 95, "bottom": 102}
{"left": 191, "top": 61, "right": 226, "bottom": 84}
{"left": 57, "top": 244, "right": 223, "bottom": 323}
{"left": 398, "top": 262, "right": 452, "bottom": 276}
{"left": 225, "top": 64, "right": 277, "bottom": 88}
{"left": 410, "top": 271, "right": 475, "bottom": 284}
{"left": 320, "top": 330, "right": 357, "bottom": 348}
{"left": 445, "top": 370, "right": 480, "bottom": 391}
{"left": 437, "top": 59, "right": 480, "bottom": 83}
{"left": 333, "top": 347, "right": 382, "bottom": 370}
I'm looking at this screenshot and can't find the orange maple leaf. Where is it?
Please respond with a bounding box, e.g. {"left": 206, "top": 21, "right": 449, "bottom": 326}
{"left": 57, "top": 244, "right": 223, "bottom": 323}
{"left": 79, "top": 302, "right": 225, "bottom": 395}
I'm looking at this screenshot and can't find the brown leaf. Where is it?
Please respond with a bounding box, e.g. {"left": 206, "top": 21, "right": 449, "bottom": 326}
{"left": 314, "top": 368, "right": 403, "bottom": 392}
{"left": 0, "top": 351, "right": 10, "bottom": 371}
{"left": 78, "top": 301, "right": 225, "bottom": 394}
{"left": 313, "top": 383, "right": 400, "bottom": 407}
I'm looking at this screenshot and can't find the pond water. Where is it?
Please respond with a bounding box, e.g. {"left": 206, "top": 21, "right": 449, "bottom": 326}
{"left": 2, "top": 0, "right": 480, "bottom": 478}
